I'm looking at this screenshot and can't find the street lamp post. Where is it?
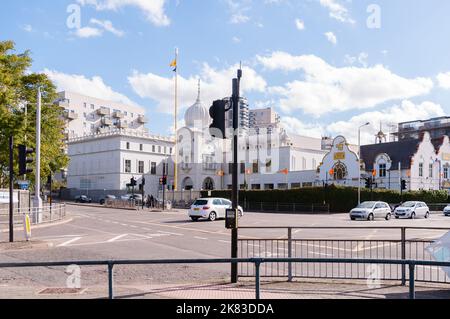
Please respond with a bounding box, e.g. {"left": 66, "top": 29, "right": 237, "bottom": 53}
{"left": 358, "top": 122, "right": 370, "bottom": 205}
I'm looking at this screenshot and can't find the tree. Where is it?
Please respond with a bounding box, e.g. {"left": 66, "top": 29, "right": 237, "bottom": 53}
{"left": 0, "top": 40, "right": 69, "bottom": 190}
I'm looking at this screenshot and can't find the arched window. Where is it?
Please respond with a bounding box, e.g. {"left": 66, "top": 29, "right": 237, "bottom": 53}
{"left": 332, "top": 162, "right": 348, "bottom": 180}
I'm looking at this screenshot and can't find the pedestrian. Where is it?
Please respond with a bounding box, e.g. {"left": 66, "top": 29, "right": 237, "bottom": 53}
{"left": 150, "top": 195, "right": 155, "bottom": 208}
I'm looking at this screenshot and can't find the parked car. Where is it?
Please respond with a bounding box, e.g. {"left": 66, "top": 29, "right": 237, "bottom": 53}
{"left": 75, "top": 195, "right": 92, "bottom": 203}
{"left": 349, "top": 201, "right": 392, "bottom": 221}
{"left": 394, "top": 201, "right": 430, "bottom": 219}
{"left": 444, "top": 205, "right": 450, "bottom": 217}
{"left": 100, "top": 195, "right": 116, "bottom": 205}
{"left": 189, "top": 198, "right": 244, "bottom": 222}
{"left": 121, "top": 194, "right": 142, "bottom": 201}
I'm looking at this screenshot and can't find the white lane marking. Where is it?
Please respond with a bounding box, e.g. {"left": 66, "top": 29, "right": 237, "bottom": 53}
{"left": 107, "top": 234, "right": 129, "bottom": 243}
{"left": 58, "top": 237, "right": 82, "bottom": 247}
{"left": 129, "top": 225, "right": 138, "bottom": 229}
{"left": 194, "top": 236, "right": 208, "bottom": 240}
{"left": 157, "top": 230, "right": 183, "bottom": 236}
{"left": 120, "top": 224, "right": 129, "bottom": 227}
{"left": 37, "top": 234, "right": 85, "bottom": 240}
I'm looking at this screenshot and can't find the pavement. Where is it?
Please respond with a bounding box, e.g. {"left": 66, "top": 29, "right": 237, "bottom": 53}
{"left": 0, "top": 205, "right": 449, "bottom": 299}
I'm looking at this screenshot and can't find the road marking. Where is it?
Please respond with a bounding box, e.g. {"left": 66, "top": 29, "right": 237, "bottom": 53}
{"left": 158, "top": 230, "right": 183, "bottom": 236}
{"left": 194, "top": 236, "right": 208, "bottom": 240}
{"left": 107, "top": 234, "right": 129, "bottom": 243}
{"left": 218, "top": 240, "right": 231, "bottom": 244}
{"left": 57, "top": 237, "right": 82, "bottom": 247}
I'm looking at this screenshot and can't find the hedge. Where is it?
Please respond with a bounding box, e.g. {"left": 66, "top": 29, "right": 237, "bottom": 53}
{"left": 201, "top": 186, "right": 449, "bottom": 213}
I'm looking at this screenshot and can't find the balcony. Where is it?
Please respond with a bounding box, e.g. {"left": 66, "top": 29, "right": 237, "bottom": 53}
{"left": 97, "top": 107, "right": 110, "bottom": 116}
{"left": 58, "top": 100, "right": 70, "bottom": 108}
{"left": 101, "top": 117, "right": 113, "bottom": 126}
{"left": 64, "top": 111, "right": 78, "bottom": 121}
{"left": 113, "top": 111, "right": 124, "bottom": 119}
{"left": 137, "top": 115, "right": 147, "bottom": 124}
{"left": 116, "top": 121, "right": 128, "bottom": 129}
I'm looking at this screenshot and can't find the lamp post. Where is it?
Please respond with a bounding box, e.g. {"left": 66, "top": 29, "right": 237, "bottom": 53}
{"left": 358, "top": 122, "right": 370, "bottom": 205}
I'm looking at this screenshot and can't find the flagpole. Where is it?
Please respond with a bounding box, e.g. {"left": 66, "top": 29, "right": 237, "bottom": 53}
{"left": 174, "top": 48, "right": 179, "bottom": 192}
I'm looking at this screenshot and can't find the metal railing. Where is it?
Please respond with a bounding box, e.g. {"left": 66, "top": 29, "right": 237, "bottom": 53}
{"left": 0, "top": 257, "right": 448, "bottom": 299}
{"left": 0, "top": 204, "right": 66, "bottom": 225}
{"left": 241, "top": 202, "right": 330, "bottom": 214}
{"left": 238, "top": 226, "right": 450, "bottom": 284}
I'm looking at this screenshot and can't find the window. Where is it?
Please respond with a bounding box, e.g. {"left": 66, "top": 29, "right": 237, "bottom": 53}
{"left": 131, "top": 113, "right": 134, "bottom": 118}
{"left": 240, "top": 163, "right": 246, "bottom": 174}
{"left": 266, "top": 159, "right": 272, "bottom": 173}
{"left": 152, "top": 145, "right": 156, "bottom": 153}
{"left": 126, "top": 142, "right": 130, "bottom": 150}
{"left": 158, "top": 146, "right": 161, "bottom": 153}
{"left": 170, "top": 148, "right": 173, "bottom": 154}
{"left": 83, "top": 103, "right": 87, "bottom": 108}
{"left": 125, "top": 160, "right": 131, "bottom": 173}
{"left": 253, "top": 161, "right": 259, "bottom": 174}
{"left": 164, "top": 146, "right": 167, "bottom": 154}
{"left": 140, "top": 144, "right": 143, "bottom": 151}
{"left": 138, "top": 161, "right": 144, "bottom": 174}
{"left": 90, "top": 104, "right": 95, "bottom": 110}
{"left": 332, "top": 162, "right": 348, "bottom": 180}
{"left": 379, "top": 164, "right": 387, "bottom": 177}
{"left": 150, "top": 162, "right": 157, "bottom": 175}
{"left": 419, "top": 163, "right": 423, "bottom": 177}
{"left": 429, "top": 163, "right": 433, "bottom": 178}
{"left": 444, "top": 166, "right": 449, "bottom": 179}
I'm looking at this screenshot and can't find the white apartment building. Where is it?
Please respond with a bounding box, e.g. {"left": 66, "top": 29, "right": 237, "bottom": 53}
{"left": 56, "top": 91, "right": 148, "bottom": 140}
{"left": 249, "top": 107, "right": 281, "bottom": 134}
{"left": 66, "top": 129, "right": 175, "bottom": 200}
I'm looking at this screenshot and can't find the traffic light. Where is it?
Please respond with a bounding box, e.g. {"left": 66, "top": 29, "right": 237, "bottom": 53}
{"left": 401, "top": 179, "right": 407, "bottom": 190}
{"left": 18, "top": 145, "right": 34, "bottom": 176}
{"left": 209, "top": 100, "right": 227, "bottom": 139}
{"left": 365, "top": 178, "right": 372, "bottom": 189}
{"left": 159, "top": 176, "right": 167, "bottom": 186}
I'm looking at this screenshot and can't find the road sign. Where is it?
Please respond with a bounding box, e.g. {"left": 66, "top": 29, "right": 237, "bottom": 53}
{"left": 18, "top": 180, "right": 30, "bottom": 190}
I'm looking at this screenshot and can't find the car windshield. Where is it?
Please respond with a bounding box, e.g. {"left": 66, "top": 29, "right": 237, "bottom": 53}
{"left": 193, "top": 200, "right": 208, "bottom": 206}
{"left": 357, "top": 202, "right": 376, "bottom": 209}
{"left": 401, "top": 202, "right": 416, "bottom": 208}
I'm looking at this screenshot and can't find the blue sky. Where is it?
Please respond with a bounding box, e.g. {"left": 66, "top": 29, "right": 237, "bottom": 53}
{"left": 2, "top": 0, "right": 450, "bottom": 144}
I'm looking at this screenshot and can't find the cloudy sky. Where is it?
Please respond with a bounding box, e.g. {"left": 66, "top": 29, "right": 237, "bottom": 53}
{"left": 2, "top": 0, "right": 450, "bottom": 144}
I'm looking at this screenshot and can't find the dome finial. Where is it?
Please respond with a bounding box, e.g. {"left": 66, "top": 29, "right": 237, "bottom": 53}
{"left": 196, "top": 79, "right": 201, "bottom": 102}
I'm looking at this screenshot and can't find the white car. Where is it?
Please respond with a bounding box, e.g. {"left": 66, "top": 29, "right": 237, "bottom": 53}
{"left": 349, "top": 201, "right": 392, "bottom": 221}
{"left": 444, "top": 205, "right": 450, "bottom": 217}
{"left": 189, "top": 198, "right": 244, "bottom": 222}
{"left": 394, "top": 201, "right": 430, "bottom": 219}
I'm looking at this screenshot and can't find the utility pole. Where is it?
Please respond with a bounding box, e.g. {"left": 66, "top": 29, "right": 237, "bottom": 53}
{"left": 33, "top": 87, "right": 43, "bottom": 222}
{"left": 9, "top": 135, "right": 14, "bottom": 243}
{"left": 231, "top": 68, "right": 242, "bottom": 284}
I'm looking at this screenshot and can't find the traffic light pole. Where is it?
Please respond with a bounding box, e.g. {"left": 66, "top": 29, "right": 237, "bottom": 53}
{"left": 231, "top": 69, "right": 242, "bottom": 284}
{"left": 9, "top": 135, "right": 14, "bottom": 243}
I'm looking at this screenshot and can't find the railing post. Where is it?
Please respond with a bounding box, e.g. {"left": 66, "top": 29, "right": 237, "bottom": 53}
{"left": 288, "top": 228, "right": 293, "bottom": 282}
{"left": 409, "top": 263, "right": 415, "bottom": 299}
{"left": 401, "top": 227, "right": 406, "bottom": 286}
{"left": 108, "top": 263, "right": 114, "bottom": 300}
{"left": 255, "top": 260, "right": 261, "bottom": 300}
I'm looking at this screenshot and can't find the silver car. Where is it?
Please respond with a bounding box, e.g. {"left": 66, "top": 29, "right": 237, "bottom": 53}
{"left": 394, "top": 201, "right": 430, "bottom": 219}
{"left": 444, "top": 205, "right": 450, "bottom": 217}
{"left": 189, "top": 198, "right": 243, "bottom": 222}
{"left": 350, "top": 201, "right": 392, "bottom": 221}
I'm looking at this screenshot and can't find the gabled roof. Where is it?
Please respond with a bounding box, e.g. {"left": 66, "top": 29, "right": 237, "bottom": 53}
{"left": 360, "top": 139, "right": 420, "bottom": 170}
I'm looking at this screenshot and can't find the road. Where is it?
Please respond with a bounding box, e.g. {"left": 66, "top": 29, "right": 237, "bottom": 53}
{"left": 0, "top": 205, "right": 449, "bottom": 298}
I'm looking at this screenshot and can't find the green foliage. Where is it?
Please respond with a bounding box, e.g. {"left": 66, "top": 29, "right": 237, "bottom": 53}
{"left": 202, "top": 186, "right": 449, "bottom": 212}
{"left": 0, "top": 40, "right": 69, "bottom": 189}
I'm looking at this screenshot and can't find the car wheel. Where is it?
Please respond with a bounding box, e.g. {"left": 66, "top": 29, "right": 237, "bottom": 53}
{"left": 351, "top": 218, "right": 355, "bottom": 221}
{"left": 385, "top": 213, "right": 392, "bottom": 221}
{"left": 395, "top": 216, "right": 399, "bottom": 219}
{"left": 425, "top": 212, "right": 430, "bottom": 219}
{"left": 209, "top": 212, "right": 217, "bottom": 221}
{"left": 191, "top": 217, "right": 199, "bottom": 222}
{"left": 100, "top": 200, "right": 105, "bottom": 205}
{"left": 411, "top": 212, "right": 416, "bottom": 220}
{"left": 368, "top": 213, "right": 374, "bottom": 221}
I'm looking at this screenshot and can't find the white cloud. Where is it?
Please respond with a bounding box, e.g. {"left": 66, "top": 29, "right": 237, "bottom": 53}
{"left": 44, "top": 69, "right": 139, "bottom": 107}
{"left": 295, "top": 18, "right": 305, "bottom": 30}
{"left": 256, "top": 52, "right": 434, "bottom": 117}
{"left": 324, "top": 31, "right": 337, "bottom": 45}
{"left": 77, "top": 0, "right": 170, "bottom": 26}
{"left": 326, "top": 100, "right": 445, "bottom": 144}
{"left": 437, "top": 72, "right": 450, "bottom": 89}
{"left": 226, "top": 0, "right": 252, "bottom": 24}
{"left": 232, "top": 36, "right": 242, "bottom": 43}
{"left": 128, "top": 63, "right": 267, "bottom": 114}
{"left": 345, "top": 52, "right": 368, "bottom": 67}
{"left": 74, "top": 26, "right": 103, "bottom": 38}
{"left": 90, "top": 19, "right": 124, "bottom": 37}
{"left": 281, "top": 100, "right": 444, "bottom": 145}
{"left": 22, "top": 24, "right": 34, "bottom": 33}
{"left": 230, "top": 13, "right": 250, "bottom": 24}
{"left": 319, "top": 0, "right": 355, "bottom": 24}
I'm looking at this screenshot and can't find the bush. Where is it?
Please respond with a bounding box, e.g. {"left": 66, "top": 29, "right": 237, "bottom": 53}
{"left": 201, "top": 186, "right": 448, "bottom": 213}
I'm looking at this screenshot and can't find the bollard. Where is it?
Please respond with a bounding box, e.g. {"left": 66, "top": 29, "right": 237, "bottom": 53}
{"left": 255, "top": 261, "right": 261, "bottom": 300}
{"left": 409, "top": 263, "right": 415, "bottom": 299}
{"left": 288, "top": 228, "right": 293, "bottom": 282}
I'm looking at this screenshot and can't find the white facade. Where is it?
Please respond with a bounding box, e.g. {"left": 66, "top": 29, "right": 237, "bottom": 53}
{"left": 67, "top": 130, "right": 175, "bottom": 199}
{"left": 57, "top": 91, "right": 148, "bottom": 140}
